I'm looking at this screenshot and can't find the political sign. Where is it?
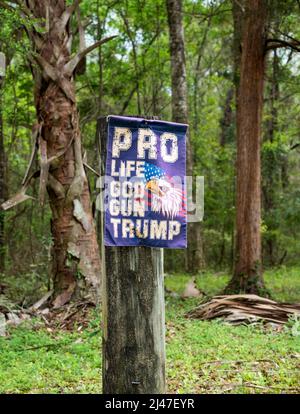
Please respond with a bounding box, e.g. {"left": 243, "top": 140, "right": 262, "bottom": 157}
{"left": 104, "top": 116, "right": 187, "bottom": 248}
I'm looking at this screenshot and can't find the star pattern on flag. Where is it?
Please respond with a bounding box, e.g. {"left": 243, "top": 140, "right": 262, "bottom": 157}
{"left": 144, "top": 162, "right": 166, "bottom": 182}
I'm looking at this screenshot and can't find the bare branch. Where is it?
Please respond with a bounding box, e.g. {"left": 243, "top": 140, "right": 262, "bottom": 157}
{"left": 83, "top": 162, "right": 100, "bottom": 177}
{"left": 290, "top": 143, "right": 300, "bottom": 150}
{"left": 66, "top": 33, "right": 73, "bottom": 54}
{"left": 33, "top": 54, "right": 58, "bottom": 81}
{"left": 64, "top": 35, "right": 118, "bottom": 75}
{"left": 56, "top": 0, "right": 82, "bottom": 35}
{"left": 266, "top": 38, "right": 300, "bottom": 53}
{"left": 58, "top": 77, "right": 76, "bottom": 102}
{"left": 22, "top": 124, "right": 41, "bottom": 186}
{"left": 1, "top": 191, "right": 34, "bottom": 211}
{"left": 38, "top": 137, "right": 49, "bottom": 206}
{"left": 1, "top": 170, "right": 39, "bottom": 211}
{"left": 275, "top": 30, "right": 300, "bottom": 45}
{"left": 77, "top": 5, "right": 86, "bottom": 52}
{"left": 31, "top": 54, "right": 76, "bottom": 101}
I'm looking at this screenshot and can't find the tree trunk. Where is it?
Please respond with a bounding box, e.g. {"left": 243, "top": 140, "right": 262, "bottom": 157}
{"left": 27, "top": 1, "right": 101, "bottom": 307}
{"left": 0, "top": 78, "right": 6, "bottom": 273}
{"left": 262, "top": 50, "right": 280, "bottom": 266}
{"left": 225, "top": 0, "right": 268, "bottom": 295}
{"left": 166, "top": 0, "right": 205, "bottom": 273}
{"left": 219, "top": 88, "right": 234, "bottom": 147}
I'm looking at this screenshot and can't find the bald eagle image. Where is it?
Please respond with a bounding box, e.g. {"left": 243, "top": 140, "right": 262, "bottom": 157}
{"left": 144, "top": 163, "right": 183, "bottom": 219}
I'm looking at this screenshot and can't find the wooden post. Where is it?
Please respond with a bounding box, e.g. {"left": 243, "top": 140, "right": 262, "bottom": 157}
{"left": 97, "top": 116, "right": 166, "bottom": 394}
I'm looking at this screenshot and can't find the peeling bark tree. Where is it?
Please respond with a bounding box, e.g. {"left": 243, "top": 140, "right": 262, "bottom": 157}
{"left": 17, "top": 0, "right": 115, "bottom": 307}
{"left": 166, "top": 0, "right": 205, "bottom": 273}
{"left": 225, "top": 0, "right": 268, "bottom": 294}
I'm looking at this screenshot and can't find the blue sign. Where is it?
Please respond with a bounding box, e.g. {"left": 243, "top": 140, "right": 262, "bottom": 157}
{"left": 104, "top": 116, "right": 187, "bottom": 248}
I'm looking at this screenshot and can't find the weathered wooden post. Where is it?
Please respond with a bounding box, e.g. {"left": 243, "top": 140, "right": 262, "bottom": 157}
{"left": 97, "top": 116, "right": 166, "bottom": 394}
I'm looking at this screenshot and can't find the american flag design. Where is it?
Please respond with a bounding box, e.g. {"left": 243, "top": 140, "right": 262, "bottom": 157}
{"left": 144, "top": 163, "right": 186, "bottom": 219}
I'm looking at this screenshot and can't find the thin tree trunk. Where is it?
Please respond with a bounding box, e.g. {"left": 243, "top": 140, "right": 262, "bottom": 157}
{"left": 192, "top": 17, "right": 211, "bottom": 132}
{"left": 219, "top": 88, "right": 234, "bottom": 147}
{"left": 166, "top": 0, "right": 205, "bottom": 273}
{"left": 121, "top": 12, "right": 142, "bottom": 115}
{"left": 0, "top": 78, "right": 6, "bottom": 273}
{"left": 26, "top": 1, "right": 101, "bottom": 307}
{"left": 262, "top": 50, "right": 280, "bottom": 266}
{"left": 232, "top": 0, "right": 244, "bottom": 97}
{"left": 97, "top": 0, "right": 104, "bottom": 116}
{"left": 225, "top": 0, "right": 268, "bottom": 295}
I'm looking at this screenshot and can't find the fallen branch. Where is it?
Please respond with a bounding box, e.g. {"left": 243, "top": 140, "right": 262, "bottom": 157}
{"left": 199, "top": 358, "right": 276, "bottom": 366}
{"left": 220, "top": 382, "right": 299, "bottom": 392}
{"left": 243, "top": 382, "right": 300, "bottom": 392}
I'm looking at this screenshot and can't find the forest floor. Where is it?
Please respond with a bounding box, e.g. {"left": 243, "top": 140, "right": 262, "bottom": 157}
{"left": 0, "top": 267, "right": 299, "bottom": 394}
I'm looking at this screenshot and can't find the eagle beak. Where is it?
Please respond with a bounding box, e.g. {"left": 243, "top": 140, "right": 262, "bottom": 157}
{"left": 146, "top": 180, "right": 164, "bottom": 197}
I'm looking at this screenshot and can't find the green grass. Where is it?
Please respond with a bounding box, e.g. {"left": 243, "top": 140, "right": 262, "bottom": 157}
{"left": 166, "top": 265, "right": 300, "bottom": 302}
{"left": 165, "top": 298, "right": 300, "bottom": 393}
{"left": 264, "top": 266, "right": 300, "bottom": 303}
{"left": 0, "top": 318, "right": 102, "bottom": 394}
{"left": 0, "top": 266, "right": 299, "bottom": 394}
